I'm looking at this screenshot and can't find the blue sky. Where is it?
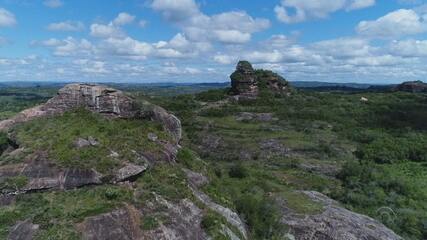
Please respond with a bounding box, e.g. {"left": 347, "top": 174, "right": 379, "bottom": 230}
{"left": 1, "top": 0, "right": 427, "bottom": 83}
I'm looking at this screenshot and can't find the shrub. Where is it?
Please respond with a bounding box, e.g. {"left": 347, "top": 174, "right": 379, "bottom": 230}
{"left": 229, "top": 164, "right": 248, "bottom": 179}
{"left": 235, "top": 194, "right": 281, "bottom": 239}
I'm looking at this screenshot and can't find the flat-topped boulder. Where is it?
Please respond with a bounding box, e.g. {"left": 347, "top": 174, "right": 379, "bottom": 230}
{"left": 230, "top": 61, "right": 291, "bottom": 99}
{"left": 394, "top": 80, "right": 427, "bottom": 93}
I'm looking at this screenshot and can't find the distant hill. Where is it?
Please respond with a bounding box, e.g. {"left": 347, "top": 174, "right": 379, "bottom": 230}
{"left": 0, "top": 81, "right": 397, "bottom": 94}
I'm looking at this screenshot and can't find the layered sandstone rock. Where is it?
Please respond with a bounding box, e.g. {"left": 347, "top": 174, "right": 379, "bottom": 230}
{"left": 230, "top": 61, "right": 290, "bottom": 99}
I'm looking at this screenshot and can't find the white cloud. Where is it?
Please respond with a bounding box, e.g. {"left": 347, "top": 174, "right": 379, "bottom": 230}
{"left": 347, "top": 0, "right": 375, "bottom": 10}
{"left": 90, "top": 12, "right": 136, "bottom": 38}
{"left": 213, "top": 30, "right": 251, "bottom": 44}
{"left": 275, "top": 0, "right": 375, "bottom": 23}
{"left": 47, "top": 21, "right": 85, "bottom": 31}
{"left": 43, "top": 0, "right": 63, "bottom": 8}
{"left": 347, "top": 55, "right": 407, "bottom": 66}
{"left": 389, "top": 39, "right": 427, "bottom": 57}
{"left": 81, "top": 61, "right": 109, "bottom": 74}
{"left": 90, "top": 23, "right": 124, "bottom": 38}
{"left": 311, "top": 37, "right": 376, "bottom": 58}
{"left": 34, "top": 37, "right": 94, "bottom": 57}
{"left": 357, "top": 9, "right": 427, "bottom": 37}
{"left": 214, "top": 54, "right": 237, "bottom": 64}
{"left": 113, "top": 12, "right": 135, "bottom": 26}
{"left": 244, "top": 50, "right": 285, "bottom": 63}
{"left": 0, "top": 8, "right": 16, "bottom": 27}
{"left": 100, "top": 37, "right": 153, "bottom": 58}
{"left": 151, "top": 0, "right": 200, "bottom": 21}
{"left": 151, "top": 0, "right": 270, "bottom": 44}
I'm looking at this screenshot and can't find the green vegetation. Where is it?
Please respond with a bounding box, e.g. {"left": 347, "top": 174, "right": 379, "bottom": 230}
{"left": 10, "top": 108, "right": 169, "bottom": 173}
{"left": 136, "top": 163, "right": 192, "bottom": 202}
{"left": 0, "top": 84, "right": 426, "bottom": 239}
{"left": 156, "top": 87, "right": 427, "bottom": 239}
{"left": 0, "top": 185, "right": 132, "bottom": 239}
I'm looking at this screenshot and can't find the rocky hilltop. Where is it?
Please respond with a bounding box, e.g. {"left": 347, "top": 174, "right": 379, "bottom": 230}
{"left": 0, "top": 84, "right": 183, "bottom": 194}
{"left": 0, "top": 83, "right": 181, "bottom": 143}
{"left": 230, "top": 61, "right": 291, "bottom": 99}
{"left": 0, "top": 82, "right": 405, "bottom": 240}
{"left": 394, "top": 80, "right": 427, "bottom": 93}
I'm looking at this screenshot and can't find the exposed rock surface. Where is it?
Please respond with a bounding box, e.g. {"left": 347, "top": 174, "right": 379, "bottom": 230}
{"left": 73, "top": 136, "right": 99, "bottom": 149}
{"left": 141, "top": 196, "right": 209, "bottom": 240}
{"left": 0, "top": 159, "right": 102, "bottom": 193}
{"left": 0, "top": 83, "right": 182, "bottom": 144}
{"left": 235, "top": 112, "right": 276, "bottom": 122}
{"left": 79, "top": 205, "right": 142, "bottom": 240}
{"left": 191, "top": 186, "right": 248, "bottom": 239}
{"left": 259, "top": 138, "right": 290, "bottom": 160}
{"left": 7, "top": 219, "right": 39, "bottom": 240}
{"left": 279, "top": 191, "right": 402, "bottom": 240}
{"left": 230, "top": 61, "right": 258, "bottom": 98}
{"left": 114, "top": 162, "right": 148, "bottom": 182}
{"left": 230, "top": 61, "right": 290, "bottom": 99}
{"left": 394, "top": 80, "right": 427, "bottom": 93}
{"left": 0, "top": 152, "right": 150, "bottom": 193}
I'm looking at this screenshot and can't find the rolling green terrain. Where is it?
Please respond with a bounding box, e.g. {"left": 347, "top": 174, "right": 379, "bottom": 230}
{"left": 0, "top": 84, "right": 426, "bottom": 239}
{"left": 154, "top": 88, "right": 427, "bottom": 240}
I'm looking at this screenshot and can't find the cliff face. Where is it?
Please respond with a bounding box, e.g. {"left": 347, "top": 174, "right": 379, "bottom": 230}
{"left": 230, "top": 61, "right": 291, "bottom": 99}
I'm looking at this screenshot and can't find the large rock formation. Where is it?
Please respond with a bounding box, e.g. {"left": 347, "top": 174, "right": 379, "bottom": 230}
{"left": 0, "top": 84, "right": 182, "bottom": 194}
{"left": 0, "top": 83, "right": 181, "bottom": 143}
{"left": 230, "top": 61, "right": 290, "bottom": 99}
{"left": 279, "top": 191, "right": 402, "bottom": 240}
{"left": 394, "top": 80, "right": 427, "bottom": 93}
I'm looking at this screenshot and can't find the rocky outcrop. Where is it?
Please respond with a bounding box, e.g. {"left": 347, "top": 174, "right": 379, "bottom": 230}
{"left": 82, "top": 195, "right": 209, "bottom": 240}
{"left": 7, "top": 219, "right": 39, "bottom": 240}
{"left": 279, "top": 191, "right": 402, "bottom": 240}
{"left": 0, "top": 160, "right": 102, "bottom": 194}
{"left": 0, "top": 152, "right": 150, "bottom": 193}
{"left": 230, "top": 61, "right": 290, "bottom": 99}
{"left": 0, "top": 83, "right": 182, "bottom": 144}
{"left": 394, "top": 80, "right": 427, "bottom": 93}
{"left": 79, "top": 205, "right": 142, "bottom": 240}
{"left": 230, "top": 61, "right": 259, "bottom": 98}
{"left": 142, "top": 196, "right": 209, "bottom": 240}
{"left": 235, "top": 112, "right": 276, "bottom": 122}
{"left": 191, "top": 186, "right": 248, "bottom": 239}
{"left": 114, "top": 162, "right": 148, "bottom": 182}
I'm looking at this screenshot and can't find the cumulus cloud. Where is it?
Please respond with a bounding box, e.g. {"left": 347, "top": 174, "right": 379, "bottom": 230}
{"left": 311, "top": 38, "right": 376, "bottom": 58}
{"left": 113, "top": 12, "right": 135, "bottom": 26}
{"left": 47, "top": 21, "right": 85, "bottom": 31}
{"left": 33, "top": 37, "right": 94, "bottom": 57}
{"left": 347, "top": 0, "right": 375, "bottom": 10}
{"left": 356, "top": 9, "right": 427, "bottom": 38}
{"left": 389, "top": 39, "right": 427, "bottom": 57}
{"left": 90, "top": 23, "right": 124, "bottom": 38}
{"left": 43, "top": 0, "right": 63, "bottom": 8}
{"left": 90, "top": 12, "right": 136, "bottom": 38}
{"left": 274, "top": 0, "right": 375, "bottom": 23}
{"left": 151, "top": 0, "right": 270, "bottom": 44}
{"left": 0, "top": 8, "right": 17, "bottom": 27}
{"left": 151, "top": 0, "right": 200, "bottom": 21}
